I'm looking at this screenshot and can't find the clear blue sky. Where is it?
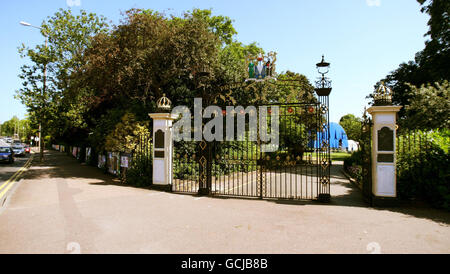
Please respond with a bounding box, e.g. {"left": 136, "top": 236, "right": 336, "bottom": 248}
{"left": 0, "top": 0, "right": 429, "bottom": 124}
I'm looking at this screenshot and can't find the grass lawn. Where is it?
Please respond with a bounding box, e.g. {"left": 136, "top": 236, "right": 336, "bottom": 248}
{"left": 303, "top": 151, "right": 352, "bottom": 161}
{"left": 331, "top": 152, "right": 352, "bottom": 161}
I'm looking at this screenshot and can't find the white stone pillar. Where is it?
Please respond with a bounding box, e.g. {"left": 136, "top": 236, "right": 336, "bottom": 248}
{"left": 148, "top": 113, "right": 177, "bottom": 188}
{"left": 367, "top": 106, "right": 402, "bottom": 199}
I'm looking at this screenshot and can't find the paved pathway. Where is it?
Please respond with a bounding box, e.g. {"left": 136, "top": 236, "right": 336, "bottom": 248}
{"left": 0, "top": 150, "right": 449, "bottom": 254}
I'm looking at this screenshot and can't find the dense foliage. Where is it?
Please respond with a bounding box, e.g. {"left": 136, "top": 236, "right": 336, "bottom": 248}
{"left": 400, "top": 81, "right": 450, "bottom": 130}
{"left": 16, "top": 9, "right": 109, "bottom": 157}
{"left": 0, "top": 116, "right": 32, "bottom": 142}
{"left": 339, "top": 114, "right": 362, "bottom": 141}
{"left": 17, "top": 8, "right": 318, "bottom": 156}
{"left": 347, "top": 129, "right": 450, "bottom": 211}
{"left": 376, "top": 0, "right": 449, "bottom": 130}
{"left": 397, "top": 138, "right": 450, "bottom": 211}
{"left": 343, "top": 150, "right": 363, "bottom": 182}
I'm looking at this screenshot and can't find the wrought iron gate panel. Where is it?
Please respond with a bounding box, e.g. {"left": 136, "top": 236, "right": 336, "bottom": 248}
{"left": 130, "top": 133, "right": 153, "bottom": 185}
{"left": 211, "top": 132, "right": 261, "bottom": 198}
{"left": 172, "top": 102, "right": 330, "bottom": 201}
{"left": 173, "top": 140, "right": 200, "bottom": 193}
{"left": 256, "top": 103, "right": 322, "bottom": 200}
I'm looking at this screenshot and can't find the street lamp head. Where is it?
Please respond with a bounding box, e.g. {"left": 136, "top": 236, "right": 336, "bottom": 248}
{"left": 20, "top": 21, "right": 32, "bottom": 27}
{"left": 314, "top": 55, "right": 332, "bottom": 96}
{"left": 316, "top": 55, "right": 330, "bottom": 75}
{"left": 316, "top": 55, "right": 330, "bottom": 68}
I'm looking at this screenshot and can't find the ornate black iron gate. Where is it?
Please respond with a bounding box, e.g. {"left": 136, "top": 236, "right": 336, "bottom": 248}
{"left": 172, "top": 55, "right": 332, "bottom": 201}
{"left": 173, "top": 102, "right": 331, "bottom": 201}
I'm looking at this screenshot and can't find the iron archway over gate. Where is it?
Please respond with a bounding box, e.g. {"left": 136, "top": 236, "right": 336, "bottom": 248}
{"left": 172, "top": 56, "right": 332, "bottom": 201}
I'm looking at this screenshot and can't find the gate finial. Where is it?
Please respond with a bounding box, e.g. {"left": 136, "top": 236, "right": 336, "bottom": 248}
{"left": 373, "top": 82, "right": 393, "bottom": 106}
{"left": 157, "top": 94, "right": 172, "bottom": 112}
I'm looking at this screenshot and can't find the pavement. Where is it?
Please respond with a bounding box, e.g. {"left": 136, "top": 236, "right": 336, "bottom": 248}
{"left": 0, "top": 149, "right": 449, "bottom": 254}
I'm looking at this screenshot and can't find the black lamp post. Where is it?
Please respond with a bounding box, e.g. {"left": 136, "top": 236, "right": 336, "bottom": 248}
{"left": 314, "top": 55, "right": 332, "bottom": 202}
{"left": 315, "top": 55, "right": 332, "bottom": 96}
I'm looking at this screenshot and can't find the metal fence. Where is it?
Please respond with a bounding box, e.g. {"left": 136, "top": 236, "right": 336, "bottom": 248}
{"left": 52, "top": 133, "right": 153, "bottom": 184}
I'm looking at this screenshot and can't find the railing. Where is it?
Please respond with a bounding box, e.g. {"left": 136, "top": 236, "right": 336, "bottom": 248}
{"left": 51, "top": 133, "right": 153, "bottom": 185}
{"left": 395, "top": 128, "right": 449, "bottom": 209}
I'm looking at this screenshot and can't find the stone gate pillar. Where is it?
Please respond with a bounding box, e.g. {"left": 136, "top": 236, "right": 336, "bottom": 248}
{"left": 149, "top": 95, "right": 177, "bottom": 191}
{"left": 367, "top": 85, "right": 402, "bottom": 206}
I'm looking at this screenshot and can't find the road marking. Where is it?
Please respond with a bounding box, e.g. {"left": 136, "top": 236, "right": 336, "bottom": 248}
{"left": 0, "top": 157, "right": 32, "bottom": 192}
{"left": 0, "top": 163, "right": 30, "bottom": 198}
{"left": 0, "top": 156, "right": 33, "bottom": 200}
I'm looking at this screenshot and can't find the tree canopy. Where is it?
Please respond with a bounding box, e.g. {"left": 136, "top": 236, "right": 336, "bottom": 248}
{"left": 339, "top": 114, "right": 362, "bottom": 141}
{"left": 0, "top": 116, "right": 32, "bottom": 142}
{"left": 376, "top": 0, "right": 449, "bottom": 130}
{"left": 16, "top": 8, "right": 109, "bottom": 158}
{"left": 16, "top": 8, "right": 318, "bottom": 153}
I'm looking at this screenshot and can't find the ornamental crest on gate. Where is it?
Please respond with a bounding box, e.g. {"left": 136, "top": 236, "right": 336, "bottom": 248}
{"left": 245, "top": 51, "right": 277, "bottom": 82}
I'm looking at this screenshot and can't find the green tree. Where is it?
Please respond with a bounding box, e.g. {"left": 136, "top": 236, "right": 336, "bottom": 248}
{"left": 401, "top": 81, "right": 450, "bottom": 130}
{"left": 18, "top": 8, "right": 315, "bottom": 156}
{"left": 16, "top": 9, "right": 108, "bottom": 160}
{"left": 339, "top": 114, "right": 362, "bottom": 141}
{"left": 71, "top": 9, "right": 265, "bottom": 152}
{"left": 0, "top": 116, "right": 20, "bottom": 137}
{"left": 0, "top": 117, "right": 32, "bottom": 142}
{"left": 274, "top": 71, "right": 316, "bottom": 103}
{"left": 416, "top": 0, "right": 449, "bottom": 82}
{"left": 104, "top": 113, "right": 150, "bottom": 153}
{"left": 190, "top": 8, "right": 237, "bottom": 45}
{"left": 377, "top": 0, "right": 449, "bottom": 126}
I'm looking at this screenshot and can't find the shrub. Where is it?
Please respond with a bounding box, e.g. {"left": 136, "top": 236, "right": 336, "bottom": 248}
{"left": 104, "top": 112, "right": 150, "bottom": 153}
{"left": 343, "top": 150, "right": 364, "bottom": 182}
{"left": 430, "top": 129, "right": 449, "bottom": 154}
{"left": 125, "top": 155, "right": 152, "bottom": 187}
{"left": 397, "top": 143, "right": 450, "bottom": 210}
{"left": 174, "top": 163, "right": 198, "bottom": 180}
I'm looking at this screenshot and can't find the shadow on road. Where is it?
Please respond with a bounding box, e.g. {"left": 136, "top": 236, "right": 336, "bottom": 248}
{"left": 22, "top": 150, "right": 450, "bottom": 226}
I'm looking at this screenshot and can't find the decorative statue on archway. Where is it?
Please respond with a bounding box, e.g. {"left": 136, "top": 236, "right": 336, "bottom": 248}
{"left": 245, "top": 51, "right": 277, "bottom": 82}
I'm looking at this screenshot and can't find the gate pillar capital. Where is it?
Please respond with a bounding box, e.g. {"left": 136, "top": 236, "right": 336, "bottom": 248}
{"left": 149, "top": 113, "right": 178, "bottom": 191}
{"left": 367, "top": 105, "right": 402, "bottom": 205}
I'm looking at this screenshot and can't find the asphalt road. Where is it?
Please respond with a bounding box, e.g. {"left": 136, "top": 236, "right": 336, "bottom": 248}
{"left": 0, "top": 150, "right": 449, "bottom": 254}
{"left": 0, "top": 154, "right": 31, "bottom": 207}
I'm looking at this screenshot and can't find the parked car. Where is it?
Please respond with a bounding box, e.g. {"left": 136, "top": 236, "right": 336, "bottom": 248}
{"left": 12, "top": 145, "right": 25, "bottom": 157}
{"left": 24, "top": 145, "right": 31, "bottom": 154}
{"left": 0, "top": 146, "right": 14, "bottom": 164}
{"left": 0, "top": 139, "right": 7, "bottom": 146}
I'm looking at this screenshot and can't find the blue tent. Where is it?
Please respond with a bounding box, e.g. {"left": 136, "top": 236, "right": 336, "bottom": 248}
{"left": 310, "top": 122, "right": 348, "bottom": 149}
